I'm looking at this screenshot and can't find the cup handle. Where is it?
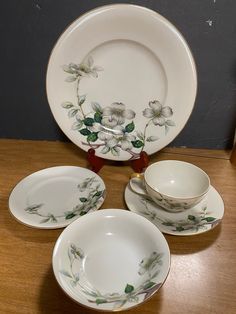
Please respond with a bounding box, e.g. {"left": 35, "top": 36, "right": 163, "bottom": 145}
{"left": 129, "top": 173, "right": 149, "bottom": 197}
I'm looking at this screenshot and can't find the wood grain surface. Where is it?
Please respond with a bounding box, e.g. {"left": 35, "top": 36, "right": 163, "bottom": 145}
{"left": 0, "top": 139, "right": 236, "bottom": 314}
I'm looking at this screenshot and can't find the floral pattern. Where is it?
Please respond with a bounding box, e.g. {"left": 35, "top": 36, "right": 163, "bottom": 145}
{"left": 61, "top": 56, "right": 175, "bottom": 159}
{"left": 24, "top": 177, "right": 105, "bottom": 223}
{"left": 60, "top": 243, "right": 163, "bottom": 310}
{"left": 139, "top": 197, "right": 219, "bottom": 233}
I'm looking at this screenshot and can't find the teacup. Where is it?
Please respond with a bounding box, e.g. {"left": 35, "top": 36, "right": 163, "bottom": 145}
{"left": 130, "top": 160, "right": 210, "bottom": 212}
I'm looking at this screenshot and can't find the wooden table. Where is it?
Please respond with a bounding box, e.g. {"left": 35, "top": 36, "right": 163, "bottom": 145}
{"left": 0, "top": 139, "right": 236, "bottom": 314}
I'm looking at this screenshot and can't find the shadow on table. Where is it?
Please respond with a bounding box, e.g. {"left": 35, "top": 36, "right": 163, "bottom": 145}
{"left": 165, "top": 224, "right": 222, "bottom": 255}
{"left": 38, "top": 266, "right": 163, "bottom": 314}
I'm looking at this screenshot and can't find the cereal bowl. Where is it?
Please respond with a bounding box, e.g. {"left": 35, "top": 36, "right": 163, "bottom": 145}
{"left": 52, "top": 209, "right": 170, "bottom": 311}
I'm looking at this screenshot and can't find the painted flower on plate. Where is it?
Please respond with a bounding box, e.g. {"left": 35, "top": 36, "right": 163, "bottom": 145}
{"left": 61, "top": 56, "right": 176, "bottom": 159}
{"left": 143, "top": 100, "right": 173, "bottom": 126}
{"left": 113, "top": 125, "right": 136, "bottom": 150}
{"left": 102, "top": 102, "right": 136, "bottom": 126}
{"left": 63, "top": 56, "right": 103, "bottom": 82}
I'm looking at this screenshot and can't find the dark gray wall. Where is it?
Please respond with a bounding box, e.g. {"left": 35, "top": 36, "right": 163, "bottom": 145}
{"left": 1, "top": 0, "right": 236, "bottom": 149}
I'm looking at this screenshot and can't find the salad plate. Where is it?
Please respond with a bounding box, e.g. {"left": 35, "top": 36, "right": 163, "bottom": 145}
{"left": 125, "top": 184, "right": 224, "bottom": 236}
{"left": 53, "top": 209, "right": 170, "bottom": 311}
{"left": 8, "top": 166, "right": 106, "bottom": 229}
{"left": 46, "top": 4, "right": 197, "bottom": 161}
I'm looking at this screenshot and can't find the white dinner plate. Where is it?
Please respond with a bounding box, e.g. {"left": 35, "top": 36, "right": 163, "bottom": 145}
{"left": 8, "top": 166, "right": 106, "bottom": 229}
{"left": 125, "top": 184, "right": 224, "bottom": 236}
{"left": 47, "top": 4, "right": 197, "bottom": 161}
{"left": 53, "top": 209, "right": 170, "bottom": 311}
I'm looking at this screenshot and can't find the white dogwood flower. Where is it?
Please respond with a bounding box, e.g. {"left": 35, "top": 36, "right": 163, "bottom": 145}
{"left": 143, "top": 100, "right": 173, "bottom": 126}
{"left": 113, "top": 125, "right": 136, "bottom": 150}
{"left": 102, "top": 102, "right": 135, "bottom": 125}
{"left": 63, "top": 56, "right": 103, "bottom": 81}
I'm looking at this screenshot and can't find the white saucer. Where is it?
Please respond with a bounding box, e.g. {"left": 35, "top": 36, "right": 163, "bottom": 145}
{"left": 53, "top": 209, "right": 170, "bottom": 311}
{"left": 9, "top": 166, "right": 106, "bottom": 229}
{"left": 125, "top": 184, "right": 224, "bottom": 236}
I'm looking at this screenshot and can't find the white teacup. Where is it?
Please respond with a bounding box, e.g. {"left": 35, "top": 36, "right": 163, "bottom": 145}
{"left": 130, "top": 160, "right": 210, "bottom": 212}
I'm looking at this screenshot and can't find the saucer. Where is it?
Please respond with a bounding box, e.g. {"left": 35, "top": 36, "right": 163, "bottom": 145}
{"left": 125, "top": 184, "right": 224, "bottom": 236}
{"left": 9, "top": 166, "right": 106, "bottom": 229}
{"left": 53, "top": 209, "right": 170, "bottom": 311}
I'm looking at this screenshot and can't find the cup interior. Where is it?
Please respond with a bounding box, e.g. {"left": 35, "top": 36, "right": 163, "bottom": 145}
{"left": 145, "top": 160, "right": 210, "bottom": 199}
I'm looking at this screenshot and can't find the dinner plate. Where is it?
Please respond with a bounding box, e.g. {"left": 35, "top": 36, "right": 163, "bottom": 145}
{"left": 46, "top": 4, "right": 197, "bottom": 161}
{"left": 53, "top": 209, "right": 170, "bottom": 311}
{"left": 8, "top": 166, "right": 106, "bottom": 229}
{"left": 125, "top": 184, "right": 224, "bottom": 236}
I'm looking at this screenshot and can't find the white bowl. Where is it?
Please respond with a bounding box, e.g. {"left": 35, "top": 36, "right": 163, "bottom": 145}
{"left": 52, "top": 209, "right": 170, "bottom": 311}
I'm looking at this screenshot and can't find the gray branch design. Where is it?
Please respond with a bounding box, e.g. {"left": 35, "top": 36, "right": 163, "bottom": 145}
{"left": 24, "top": 176, "right": 105, "bottom": 223}
{"left": 139, "top": 197, "right": 219, "bottom": 232}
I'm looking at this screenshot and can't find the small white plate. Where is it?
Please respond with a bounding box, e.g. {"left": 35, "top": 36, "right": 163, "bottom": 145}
{"left": 53, "top": 209, "right": 170, "bottom": 311}
{"left": 9, "top": 166, "right": 106, "bottom": 229}
{"left": 46, "top": 4, "right": 197, "bottom": 161}
{"left": 125, "top": 184, "right": 224, "bottom": 236}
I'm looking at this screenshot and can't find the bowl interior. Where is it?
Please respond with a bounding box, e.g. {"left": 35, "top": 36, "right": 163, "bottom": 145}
{"left": 145, "top": 161, "right": 210, "bottom": 198}
{"left": 53, "top": 209, "right": 170, "bottom": 311}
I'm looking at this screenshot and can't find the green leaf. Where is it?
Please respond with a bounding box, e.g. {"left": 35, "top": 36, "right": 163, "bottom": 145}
{"left": 143, "top": 281, "right": 156, "bottom": 290}
{"left": 84, "top": 117, "right": 94, "bottom": 126}
{"left": 131, "top": 140, "right": 144, "bottom": 148}
{"left": 50, "top": 215, "right": 57, "bottom": 222}
{"left": 166, "top": 120, "right": 175, "bottom": 127}
{"left": 61, "top": 101, "right": 74, "bottom": 109}
{"left": 204, "top": 217, "right": 216, "bottom": 222}
{"left": 79, "top": 128, "right": 91, "bottom": 136}
{"left": 162, "top": 222, "right": 174, "bottom": 226}
{"left": 91, "top": 102, "right": 102, "bottom": 113}
{"left": 40, "top": 217, "right": 50, "bottom": 224}
{"left": 146, "top": 136, "right": 159, "bottom": 142}
{"left": 79, "top": 197, "right": 88, "bottom": 203}
{"left": 93, "top": 191, "right": 103, "bottom": 197}
{"left": 136, "top": 131, "right": 144, "bottom": 141}
{"left": 60, "top": 270, "right": 72, "bottom": 278}
{"left": 101, "top": 146, "right": 110, "bottom": 154}
{"left": 125, "top": 284, "right": 134, "bottom": 293}
{"left": 96, "top": 299, "right": 107, "bottom": 305}
{"left": 72, "top": 120, "right": 83, "bottom": 130}
{"left": 80, "top": 211, "right": 87, "bottom": 216}
{"left": 68, "top": 108, "right": 78, "bottom": 118}
{"left": 79, "top": 95, "right": 86, "bottom": 106}
{"left": 62, "top": 65, "right": 74, "bottom": 74}
{"left": 125, "top": 121, "right": 135, "bottom": 133}
{"left": 188, "top": 215, "right": 196, "bottom": 221}
{"left": 87, "top": 132, "right": 98, "bottom": 142}
{"left": 176, "top": 226, "right": 185, "bottom": 232}
{"left": 94, "top": 112, "right": 102, "bottom": 123}
{"left": 65, "top": 76, "right": 77, "bottom": 82}
{"left": 65, "top": 212, "right": 77, "bottom": 220}
{"left": 111, "top": 147, "right": 120, "bottom": 156}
